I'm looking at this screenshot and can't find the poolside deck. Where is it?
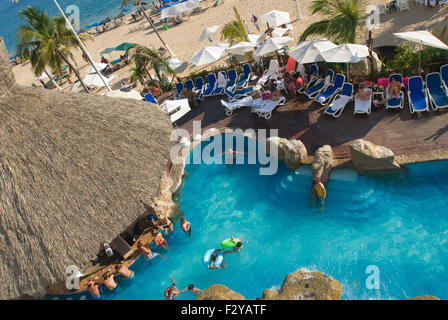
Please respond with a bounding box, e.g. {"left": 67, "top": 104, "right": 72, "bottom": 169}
{"left": 176, "top": 94, "right": 448, "bottom": 160}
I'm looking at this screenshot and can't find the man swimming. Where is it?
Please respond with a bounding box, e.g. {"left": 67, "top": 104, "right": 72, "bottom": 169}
{"left": 180, "top": 216, "right": 191, "bottom": 235}
{"left": 221, "top": 236, "right": 243, "bottom": 254}
{"left": 312, "top": 179, "right": 327, "bottom": 201}
{"left": 164, "top": 274, "right": 183, "bottom": 300}
{"left": 185, "top": 284, "right": 202, "bottom": 296}
{"left": 209, "top": 249, "right": 226, "bottom": 270}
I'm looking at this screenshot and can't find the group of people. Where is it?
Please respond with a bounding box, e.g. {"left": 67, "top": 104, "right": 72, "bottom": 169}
{"left": 87, "top": 263, "right": 134, "bottom": 299}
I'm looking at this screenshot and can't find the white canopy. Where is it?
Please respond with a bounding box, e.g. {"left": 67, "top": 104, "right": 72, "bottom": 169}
{"left": 161, "top": 99, "right": 191, "bottom": 123}
{"left": 260, "top": 10, "right": 290, "bottom": 27}
{"left": 254, "top": 36, "right": 293, "bottom": 57}
{"left": 190, "top": 44, "right": 228, "bottom": 66}
{"left": 272, "top": 27, "right": 288, "bottom": 38}
{"left": 105, "top": 89, "right": 142, "bottom": 100}
{"left": 83, "top": 74, "right": 115, "bottom": 88}
{"left": 166, "top": 58, "right": 184, "bottom": 71}
{"left": 289, "top": 39, "right": 337, "bottom": 64}
{"left": 161, "top": 0, "right": 200, "bottom": 19}
{"left": 393, "top": 31, "right": 448, "bottom": 50}
{"left": 320, "top": 43, "right": 369, "bottom": 63}
{"left": 227, "top": 41, "right": 256, "bottom": 54}
{"left": 248, "top": 34, "right": 261, "bottom": 45}
{"left": 198, "top": 25, "right": 220, "bottom": 41}
{"left": 86, "top": 62, "right": 109, "bottom": 74}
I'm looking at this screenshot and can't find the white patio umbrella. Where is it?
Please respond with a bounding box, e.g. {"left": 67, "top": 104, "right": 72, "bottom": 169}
{"left": 272, "top": 27, "right": 288, "bottom": 38}
{"left": 190, "top": 44, "right": 228, "bottom": 66}
{"left": 260, "top": 10, "right": 290, "bottom": 27}
{"left": 34, "top": 72, "right": 49, "bottom": 81}
{"left": 85, "top": 62, "right": 109, "bottom": 74}
{"left": 198, "top": 25, "right": 220, "bottom": 42}
{"left": 161, "top": 0, "right": 200, "bottom": 19}
{"left": 166, "top": 58, "right": 184, "bottom": 70}
{"left": 227, "top": 41, "right": 256, "bottom": 55}
{"left": 248, "top": 34, "right": 261, "bottom": 45}
{"left": 288, "top": 39, "right": 337, "bottom": 64}
{"left": 83, "top": 74, "right": 115, "bottom": 88}
{"left": 320, "top": 43, "right": 370, "bottom": 81}
{"left": 105, "top": 89, "right": 143, "bottom": 100}
{"left": 394, "top": 31, "right": 448, "bottom": 75}
{"left": 161, "top": 99, "right": 191, "bottom": 123}
{"left": 254, "top": 36, "right": 293, "bottom": 57}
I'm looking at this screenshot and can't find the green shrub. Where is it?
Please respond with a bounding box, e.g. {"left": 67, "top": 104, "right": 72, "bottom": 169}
{"left": 159, "top": 78, "right": 174, "bottom": 92}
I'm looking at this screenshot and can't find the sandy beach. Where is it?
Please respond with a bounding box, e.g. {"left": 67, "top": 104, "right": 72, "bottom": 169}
{"left": 11, "top": 0, "right": 448, "bottom": 93}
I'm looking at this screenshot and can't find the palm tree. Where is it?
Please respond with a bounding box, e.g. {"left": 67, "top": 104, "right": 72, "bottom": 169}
{"left": 121, "top": 0, "right": 173, "bottom": 55}
{"left": 16, "top": 6, "right": 92, "bottom": 92}
{"left": 129, "top": 66, "right": 146, "bottom": 87}
{"left": 299, "top": 0, "right": 366, "bottom": 44}
{"left": 129, "top": 45, "right": 176, "bottom": 87}
{"left": 221, "top": 7, "right": 249, "bottom": 45}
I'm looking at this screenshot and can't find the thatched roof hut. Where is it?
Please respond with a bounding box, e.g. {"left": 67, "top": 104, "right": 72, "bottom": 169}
{"left": 0, "top": 38, "right": 174, "bottom": 299}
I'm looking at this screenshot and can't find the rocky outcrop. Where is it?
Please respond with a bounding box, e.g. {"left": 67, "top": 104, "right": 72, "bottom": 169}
{"left": 311, "top": 145, "right": 333, "bottom": 184}
{"left": 350, "top": 139, "right": 401, "bottom": 172}
{"left": 266, "top": 137, "right": 308, "bottom": 170}
{"left": 196, "top": 284, "right": 246, "bottom": 300}
{"left": 408, "top": 295, "right": 440, "bottom": 300}
{"left": 261, "top": 269, "right": 342, "bottom": 300}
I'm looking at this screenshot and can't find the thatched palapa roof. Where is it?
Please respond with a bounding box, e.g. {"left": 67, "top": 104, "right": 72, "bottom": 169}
{"left": 0, "top": 38, "right": 174, "bottom": 299}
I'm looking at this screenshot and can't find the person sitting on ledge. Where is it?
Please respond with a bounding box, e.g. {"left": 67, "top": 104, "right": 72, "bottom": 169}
{"left": 158, "top": 216, "right": 173, "bottom": 235}
{"left": 87, "top": 277, "right": 101, "bottom": 299}
{"left": 115, "top": 264, "right": 134, "bottom": 279}
{"left": 103, "top": 273, "right": 117, "bottom": 291}
{"left": 137, "top": 240, "right": 161, "bottom": 259}
{"left": 153, "top": 231, "right": 169, "bottom": 250}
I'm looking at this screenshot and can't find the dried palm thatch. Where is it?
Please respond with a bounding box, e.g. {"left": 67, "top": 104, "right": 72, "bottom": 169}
{"left": 0, "top": 38, "right": 174, "bottom": 299}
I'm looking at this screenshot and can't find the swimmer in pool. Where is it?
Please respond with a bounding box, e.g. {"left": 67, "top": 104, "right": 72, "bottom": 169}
{"left": 209, "top": 249, "right": 227, "bottom": 270}
{"left": 180, "top": 216, "right": 191, "bottom": 235}
{"left": 222, "top": 236, "right": 243, "bottom": 254}
{"left": 219, "top": 148, "right": 246, "bottom": 165}
{"left": 185, "top": 284, "right": 202, "bottom": 296}
{"left": 165, "top": 274, "right": 183, "bottom": 300}
{"left": 311, "top": 179, "right": 326, "bottom": 201}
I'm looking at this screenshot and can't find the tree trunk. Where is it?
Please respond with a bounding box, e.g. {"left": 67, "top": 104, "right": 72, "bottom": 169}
{"left": 144, "top": 66, "right": 160, "bottom": 88}
{"left": 44, "top": 69, "right": 62, "bottom": 91}
{"left": 57, "top": 50, "right": 90, "bottom": 93}
{"left": 139, "top": 3, "right": 174, "bottom": 56}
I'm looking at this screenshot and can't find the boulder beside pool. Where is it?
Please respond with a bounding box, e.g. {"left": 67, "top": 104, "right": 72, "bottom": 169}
{"left": 261, "top": 269, "right": 342, "bottom": 300}
{"left": 408, "top": 295, "right": 440, "bottom": 300}
{"left": 311, "top": 145, "right": 333, "bottom": 185}
{"left": 196, "top": 284, "right": 246, "bottom": 300}
{"left": 350, "top": 139, "right": 401, "bottom": 172}
{"left": 265, "top": 137, "right": 308, "bottom": 170}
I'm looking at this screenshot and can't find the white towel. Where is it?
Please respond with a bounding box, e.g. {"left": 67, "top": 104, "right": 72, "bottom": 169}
{"left": 221, "top": 96, "right": 254, "bottom": 111}
{"left": 355, "top": 97, "right": 371, "bottom": 113}
{"left": 329, "top": 96, "right": 351, "bottom": 112}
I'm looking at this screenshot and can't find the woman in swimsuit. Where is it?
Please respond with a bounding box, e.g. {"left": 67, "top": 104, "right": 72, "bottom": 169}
{"left": 158, "top": 216, "right": 173, "bottom": 235}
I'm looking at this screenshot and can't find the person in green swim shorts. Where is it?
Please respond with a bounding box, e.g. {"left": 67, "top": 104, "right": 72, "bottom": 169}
{"left": 221, "top": 236, "right": 243, "bottom": 254}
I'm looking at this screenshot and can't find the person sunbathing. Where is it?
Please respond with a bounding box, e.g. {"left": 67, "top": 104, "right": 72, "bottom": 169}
{"left": 271, "top": 86, "right": 282, "bottom": 101}
{"left": 357, "top": 82, "right": 372, "bottom": 101}
{"left": 387, "top": 77, "right": 401, "bottom": 99}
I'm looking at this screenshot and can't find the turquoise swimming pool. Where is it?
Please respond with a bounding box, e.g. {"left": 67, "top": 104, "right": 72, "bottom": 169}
{"left": 53, "top": 134, "right": 448, "bottom": 300}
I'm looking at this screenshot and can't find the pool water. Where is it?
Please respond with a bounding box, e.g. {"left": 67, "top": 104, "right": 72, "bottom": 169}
{"left": 54, "top": 135, "right": 448, "bottom": 300}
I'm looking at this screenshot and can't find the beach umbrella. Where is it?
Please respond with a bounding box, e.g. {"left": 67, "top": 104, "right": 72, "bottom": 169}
{"left": 288, "top": 39, "right": 337, "bottom": 64}
{"left": 226, "top": 42, "right": 256, "bottom": 55}
{"left": 198, "top": 25, "right": 220, "bottom": 42}
{"left": 161, "top": 0, "right": 200, "bottom": 19}
{"left": 190, "top": 44, "right": 228, "bottom": 66}
{"left": 260, "top": 10, "right": 290, "bottom": 27}
{"left": 248, "top": 34, "right": 261, "bottom": 45}
{"left": 105, "top": 89, "right": 143, "bottom": 100}
{"left": 85, "top": 62, "right": 109, "bottom": 74}
{"left": 320, "top": 43, "right": 370, "bottom": 82}
{"left": 83, "top": 74, "right": 115, "bottom": 88}
{"left": 254, "top": 37, "right": 293, "bottom": 57}
{"left": 34, "top": 72, "right": 48, "bottom": 81}
{"left": 394, "top": 31, "right": 448, "bottom": 75}
{"left": 166, "top": 58, "right": 186, "bottom": 72}
{"left": 114, "top": 42, "right": 137, "bottom": 52}
{"left": 100, "top": 47, "right": 116, "bottom": 55}
{"left": 272, "top": 27, "right": 288, "bottom": 38}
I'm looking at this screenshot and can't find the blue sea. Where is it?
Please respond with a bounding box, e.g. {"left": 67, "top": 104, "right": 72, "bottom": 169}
{"left": 0, "top": 0, "right": 161, "bottom": 55}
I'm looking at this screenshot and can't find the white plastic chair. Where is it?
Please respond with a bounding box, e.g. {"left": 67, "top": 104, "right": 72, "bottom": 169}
{"left": 397, "top": 0, "right": 410, "bottom": 12}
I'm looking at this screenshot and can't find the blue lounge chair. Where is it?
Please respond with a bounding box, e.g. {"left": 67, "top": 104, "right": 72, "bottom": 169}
{"left": 226, "top": 69, "right": 237, "bottom": 92}
{"left": 315, "top": 73, "right": 345, "bottom": 105}
{"left": 441, "top": 64, "right": 448, "bottom": 90}
{"left": 214, "top": 71, "right": 227, "bottom": 95}
{"left": 426, "top": 72, "right": 448, "bottom": 111}
{"left": 385, "top": 73, "right": 404, "bottom": 109}
{"left": 224, "top": 86, "right": 254, "bottom": 100}
{"left": 299, "top": 64, "right": 319, "bottom": 93}
{"left": 203, "top": 74, "right": 217, "bottom": 98}
{"left": 185, "top": 79, "right": 194, "bottom": 91}
{"left": 324, "top": 83, "right": 354, "bottom": 118}
{"left": 408, "top": 76, "right": 429, "bottom": 114}
{"left": 144, "top": 92, "right": 158, "bottom": 104}
{"left": 304, "top": 69, "right": 335, "bottom": 99}
{"left": 174, "top": 82, "right": 183, "bottom": 99}
{"left": 236, "top": 63, "right": 251, "bottom": 89}
{"left": 194, "top": 77, "right": 204, "bottom": 100}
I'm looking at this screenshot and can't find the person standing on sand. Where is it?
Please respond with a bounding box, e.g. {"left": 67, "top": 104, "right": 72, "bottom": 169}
{"left": 251, "top": 13, "right": 260, "bottom": 32}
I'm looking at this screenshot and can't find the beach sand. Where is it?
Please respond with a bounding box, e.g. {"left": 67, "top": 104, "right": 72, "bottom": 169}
{"left": 11, "top": 0, "right": 448, "bottom": 93}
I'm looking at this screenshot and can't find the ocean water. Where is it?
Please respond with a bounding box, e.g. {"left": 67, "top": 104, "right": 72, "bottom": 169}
{"left": 50, "top": 134, "right": 448, "bottom": 300}
{"left": 0, "top": 0, "right": 156, "bottom": 54}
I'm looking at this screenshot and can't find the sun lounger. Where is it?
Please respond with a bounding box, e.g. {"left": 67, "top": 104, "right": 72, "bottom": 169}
{"left": 144, "top": 92, "right": 158, "bottom": 104}
{"left": 354, "top": 88, "right": 372, "bottom": 115}
{"left": 224, "top": 86, "right": 254, "bottom": 100}
{"left": 214, "top": 71, "right": 227, "bottom": 95}
{"left": 194, "top": 77, "right": 205, "bottom": 100}
{"left": 257, "top": 59, "right": 280, "bottom": 87}
{"left": 221, "top": 96, "right": 255, "bottom": 115}
{"left": 315, "top": 73, "right": 345, "bottom": 105}
{"left": 236, "top": 63, "right": 252, "bottom": 89}
{"left": 384, "top": 73, "right": 405, "bottom": 109}
{"left": 298, "top": 64, "right": 320, "bottom": 93}
{"left": 174, "top": 82, "right": 183, "bottom": 99}
{"left": 226, "top": 69, "right": 237, "bottom": 92}
{"left": 304, "top": 69, "right": 335, "bottom": 99}
{"left": 253, "top": 96, "right": 286, "bottom": 119}
{"left": 426, "top": 73, "right": 448, "bottom": 111}
{"left": 324, "top": 83, "right": 354, "bottom": 118}
{"left": 185, "top": 79, "right": 194, "bottom": 91}
{"left": 203, "top": 74, "right": 217, "bottom": 98}
{"left": 408, "top": 76, "right": 429, "bottom": 114}
{"left": 441, "top": 64, "right": 448, "bottom": 90}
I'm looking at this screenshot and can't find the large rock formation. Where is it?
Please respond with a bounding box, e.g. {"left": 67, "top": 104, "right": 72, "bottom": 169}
{"left": 196, "top": 284, "right": 246, "bottom": 300}
{"left": 311, "top": 145, "right": 333, "bottom": 184}
{"left": 266, "top": 137, "right": 308, "bottom": 170}
{"left": 408, "top": 295, "right": 440, "bottom": 300}
{"left": 350, "top": 139, "right": 401, "bottom": 172}
{"left": 261, "top": 269, "right": 342, "bottom": 300}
